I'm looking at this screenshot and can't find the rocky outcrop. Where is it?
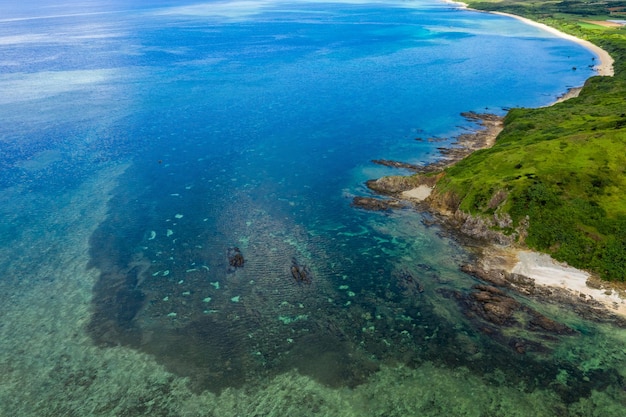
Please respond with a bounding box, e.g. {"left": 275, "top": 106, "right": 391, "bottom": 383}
{"left": 366, "top": 176, "right": 420, "bottom": 195}
{"left": 466, "top": 283, "right": 574, "bottom": 335}
{"left": 452, "top": 211, "right": 515, "bottom": 245}
{"left": 351, "top": 196, "right": 403, "bottom": 211}
{"left": 461, "top": 255, "right": 626, "bottom": 327}
{"left": 366, "top": 173, "right": 440, "bottom": 196}
{"left": 371, "top": 159, "right": 422, "bottom": 171}
{"left": 439, "top": 283, "right": 575, "bottom": 354}
{"left": 466, "top": 284, "right": 521, "bottom": 326}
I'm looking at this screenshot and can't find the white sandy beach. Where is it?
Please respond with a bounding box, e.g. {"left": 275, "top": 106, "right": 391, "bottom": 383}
{"left": 402, "top": 185, "right": 432, "bottom": 201}
{"left": 513, "top": 250, "right": 626, "bottom": 317}
{"left": 491, "top": 11, "right": 615, "bottom": 76}
{"left": 448, "top": 1, "right": 615, "bottom": 76}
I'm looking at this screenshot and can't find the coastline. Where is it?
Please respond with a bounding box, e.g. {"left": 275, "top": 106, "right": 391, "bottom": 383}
{"left": 491, "top": 11, "right": 615, "bottom": 76}
{"left": 513, "top": 250, "right": 626, "bottom": 317}
{"left": 447, "top": 1, "right": 615, "bottom": 76}
{"left": 402, "top": 184, "right": 626, "bottom": 318}
{"left": 383, "top": 1, "right": 625, "bottom": 319}
{"left": 367, "top": 106, "right": 625, "bottom": 319}
{"left": 467, "top": 245, "right": 626, "bottom": 320}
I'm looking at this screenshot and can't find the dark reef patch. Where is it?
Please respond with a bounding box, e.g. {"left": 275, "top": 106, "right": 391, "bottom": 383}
{"left": 227, "top": 246, "right": 245, "bottom": 270}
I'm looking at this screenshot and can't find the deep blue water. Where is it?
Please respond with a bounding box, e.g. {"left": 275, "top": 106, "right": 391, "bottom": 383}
{"left": 2, "top": 0, "right": 623, "bottom": 413}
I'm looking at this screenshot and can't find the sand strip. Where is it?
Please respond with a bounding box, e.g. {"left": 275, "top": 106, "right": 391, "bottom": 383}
{"left": 473, "top": 246, "right": 626, "bottom": 319}
{"left": 491, "top": 12, "right": 614, "bottom": 76}
{"left": 512, "top": 250, "right": 626, "bottom": 317}
{"left": 447, "top": 1, "right": 614, "bottom": 76}
{"left": 402, "top": 185, "right": 432, "bottom": 201}
{"left": 584, "top": 20, "right": 626, "bottom": 29}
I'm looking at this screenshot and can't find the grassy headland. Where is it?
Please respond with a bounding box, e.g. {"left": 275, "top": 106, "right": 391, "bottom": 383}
{"left": 424, "top": 1, "right": 626, "bottom": 281}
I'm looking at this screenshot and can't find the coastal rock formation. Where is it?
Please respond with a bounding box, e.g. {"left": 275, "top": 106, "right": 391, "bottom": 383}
{"left": 461, "top": 263, "right": 533, "bottom": 289}
{"left": 467, "top": 284, "right": 521, "bottom": 326}
{"left": 462, "top": 256, "right": 626, "bottom": 327}
{"left": 364, "top": 113, "right": 502, "bottom": 199}
{"left": 466, "top": 283, "right": 574, "bottom": 335}
{"left": 424, "top": 189, "right": 525, "bottom": 245}
{"left": 440, "top": 283, "right": 575, "bottom": 354}
{"left": 366, "top": 173, "right": 440, "bottom": 196}
{"left": 351, "top": 196, "right": 403, "bottom": 211}
{"left": 449, "top": 211, "right": 515, "bottom": 245}
{"left": 371, "top": 159, "right": 422, "bottom": 171}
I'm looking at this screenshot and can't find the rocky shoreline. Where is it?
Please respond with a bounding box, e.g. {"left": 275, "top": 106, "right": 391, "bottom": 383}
{"left": 354, "top": 111, "right": 626, "bottom": 324}
{"left": 374, "top": 111, "right": 504, "bottom": 175}
{"left": 354, "top": 112, "right": 503, "bottom": 211}
{"left": 355, "top": 112, "right": 503, "bottom": 212}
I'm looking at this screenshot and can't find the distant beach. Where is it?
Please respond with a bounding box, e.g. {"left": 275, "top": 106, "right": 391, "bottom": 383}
{"left": 447, "top": 1, "right": 615, "bottom": 76}
{"left": 491, "top": 11, "right": 615, "bottom": 76}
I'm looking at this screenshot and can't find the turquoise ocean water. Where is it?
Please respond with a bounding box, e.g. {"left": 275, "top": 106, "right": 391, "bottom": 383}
{"left": 1, "top": 1, "right": 625, "bottom": 415}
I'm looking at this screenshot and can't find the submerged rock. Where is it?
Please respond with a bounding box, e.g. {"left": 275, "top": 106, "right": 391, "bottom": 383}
{"left": 396, "top": 269, "right": 425, "bottom": 297}
{"left": 228, "top": 247, "right": 245, "bottom": 269}
{"left": 468, "top": 284, "right": 521, "bottom": 327}
{"left": 290, "top": 258, "right": 312, "bottom": 285}
{"left": 469, "top": 284, "right": 574, "bottom": 335}
{"left": 440, "top": 283, "right": 575, "bottom": 354}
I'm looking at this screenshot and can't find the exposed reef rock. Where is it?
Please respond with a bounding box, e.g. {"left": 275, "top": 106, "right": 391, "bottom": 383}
{"left": 467, "top": 284, "right": 574, "bottom": 335}
{"left": 366, "top": 173, "right": 440, "bottom": 196}
{"left": 371, "top": 113, "right": 504, "bottom": 181}
{"left": 371, "top": 159, "right": 422, "bottom": 171}
{"left": 465, "top": 284, "right": 520, "bottom": 326}
{"left": 455, "top": 112, "right": 503, "bottom": 151}
{"left": 351, "top": 196, "right": 403, "bottom": 211}
{"left": 364, "top": 113, "right": 502, "bottom": 197}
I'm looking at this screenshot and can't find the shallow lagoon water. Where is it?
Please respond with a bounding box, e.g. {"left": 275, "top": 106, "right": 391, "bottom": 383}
{"left": 1, "top": 0, "right": 625, "bottom": 415}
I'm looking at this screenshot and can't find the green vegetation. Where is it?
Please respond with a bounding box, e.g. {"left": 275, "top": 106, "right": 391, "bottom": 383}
{"left": 431, "top": 0, "right": 626, "bottom": 280}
